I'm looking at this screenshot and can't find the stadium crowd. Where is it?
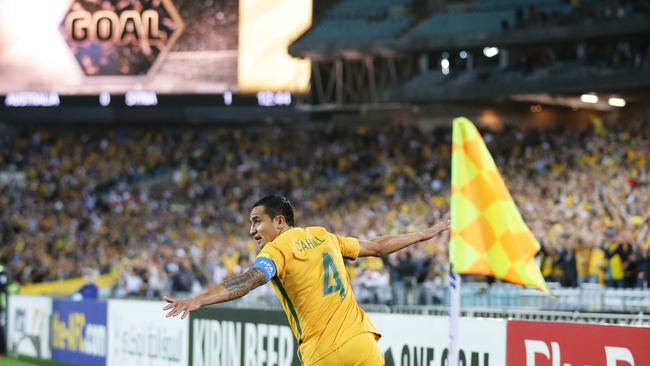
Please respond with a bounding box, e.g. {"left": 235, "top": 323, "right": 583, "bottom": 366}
{"left": 510, "top": 0, "right": 649, "bottom": 29}
{"left": 0, "top": 115, "right": 648, "bottom": 304}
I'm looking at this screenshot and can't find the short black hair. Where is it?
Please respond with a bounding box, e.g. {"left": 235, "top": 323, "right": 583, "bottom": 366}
{"left": 251, "top": 195, "right": 295, "bottom": 226}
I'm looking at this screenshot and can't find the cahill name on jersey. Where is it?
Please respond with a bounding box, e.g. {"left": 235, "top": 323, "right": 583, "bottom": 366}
{"left": 254, "top": 227, "right": 379, "bottom": 365}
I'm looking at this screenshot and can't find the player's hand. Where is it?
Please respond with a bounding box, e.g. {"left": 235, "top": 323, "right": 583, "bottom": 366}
{"left": 162, "top": 296, "right": 202, "bottom": 319}
{"left": 419, "top": 219, "right": 450, "bottom": 241}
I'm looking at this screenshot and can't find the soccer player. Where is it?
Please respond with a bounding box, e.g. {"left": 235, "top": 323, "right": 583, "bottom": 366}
{"left": 163, "top": 195, "right": 449, "bottom": 365}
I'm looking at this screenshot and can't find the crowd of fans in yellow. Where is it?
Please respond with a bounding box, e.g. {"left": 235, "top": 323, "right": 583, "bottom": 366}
{"left": 1, "top": 117, "right": 648, "bottom": 303}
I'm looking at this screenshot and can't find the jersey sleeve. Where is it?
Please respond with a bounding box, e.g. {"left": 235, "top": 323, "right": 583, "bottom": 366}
{"left": 256, "top": 241, "right": 286, "bottom": 279}
{"left": 333, "top": 233, "right": 360, "bottom": 260}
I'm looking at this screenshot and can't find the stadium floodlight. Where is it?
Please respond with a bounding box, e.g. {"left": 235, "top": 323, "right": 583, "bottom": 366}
{"left": 483, "top": 47, "right": 499, "bottom": 58}
{"left": 608, "top": 97, "right": 626, "bottom": 107}
{"left": 99, "top": 92, "right": 111, "bottom": 107}
{"left": 441, "top": 58, "right": 450, "bottom": 75}
{"left": 580, "top": 94, "right": 599, "bottom": 104}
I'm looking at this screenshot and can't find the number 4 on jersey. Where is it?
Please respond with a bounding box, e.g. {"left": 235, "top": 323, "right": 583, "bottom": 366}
{"left": 322, "top": 252, "right": 345, "bottom": 301}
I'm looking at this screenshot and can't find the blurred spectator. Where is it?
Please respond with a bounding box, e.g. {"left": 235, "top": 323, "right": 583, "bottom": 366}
{"left": 73, "top": 268, "right": 99, "bottom": 300}
{"left": 586, "top": 241, "right": 607, "bottom": 285}
{"left": 639, "top": 242, "right": 650, "bottom": 289}
{"left": 557, "top": 239, "right": 578, "bottom": 288}
{"left": 171, "top": 261, "right": 195, "bottom": 295}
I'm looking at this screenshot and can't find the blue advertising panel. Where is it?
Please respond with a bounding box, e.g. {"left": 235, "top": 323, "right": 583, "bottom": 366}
{"left": 51, "top": 299, "right": 107, "bottom": 366}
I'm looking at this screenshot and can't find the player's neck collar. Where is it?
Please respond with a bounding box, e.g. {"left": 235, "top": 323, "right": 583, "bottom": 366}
{"left": 275, "top": 226, "right": 294, "bottom": 240}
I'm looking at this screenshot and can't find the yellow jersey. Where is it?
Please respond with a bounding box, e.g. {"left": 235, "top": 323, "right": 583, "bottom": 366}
{"left": 588, "top": 247, "right": 606, "bottom": 279}
{"left": 255, "top": 227, "right": 380, "bottom": 365}
{"left": 606, "top": 243, "right": 624, "bottom": 280}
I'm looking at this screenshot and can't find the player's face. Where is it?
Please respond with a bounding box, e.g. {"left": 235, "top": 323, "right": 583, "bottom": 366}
{"left": 249, "top": 206, "right": 282, "bottom": 248}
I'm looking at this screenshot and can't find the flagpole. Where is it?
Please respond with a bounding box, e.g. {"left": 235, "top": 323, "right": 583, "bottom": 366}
{"left": 448, "top": 268, "right": 461, "bottom": 366}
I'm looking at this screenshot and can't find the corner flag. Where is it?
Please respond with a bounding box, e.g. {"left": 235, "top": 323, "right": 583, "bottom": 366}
{"left": 450, "top": 117, "right": 548, "bottom": 293}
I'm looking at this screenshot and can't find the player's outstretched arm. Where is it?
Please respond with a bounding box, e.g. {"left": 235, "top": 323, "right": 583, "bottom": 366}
{"left": 162, "top": 267, "right": 267, "bottom": 319}
{"left": 357, "top": 219, "right": 450, "bottom": 258}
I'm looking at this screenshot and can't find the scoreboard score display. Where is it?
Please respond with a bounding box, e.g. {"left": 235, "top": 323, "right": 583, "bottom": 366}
{"left": 0, "top": 0, "right": 311, "bottom": 109}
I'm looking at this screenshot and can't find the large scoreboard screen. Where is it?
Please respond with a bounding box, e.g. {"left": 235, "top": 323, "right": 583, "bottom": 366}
{"left": 0, "top": 0, "right": 311, "bottom": 98}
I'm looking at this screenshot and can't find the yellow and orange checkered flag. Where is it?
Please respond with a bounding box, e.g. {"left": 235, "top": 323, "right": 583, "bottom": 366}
{"left": 450, "top": 117, "right": 548, "bottom": 293}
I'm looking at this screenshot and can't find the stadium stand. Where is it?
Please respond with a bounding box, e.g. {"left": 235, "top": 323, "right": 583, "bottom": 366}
{"left": 297, "top": 0, "right": 414, "bottom": 44}
{"left": 388, "top": 63, "right": 650, "bottom": 102}
{"left": 290, "top": 0, "right": 650, "bottom": 108}
{"left": 327, "top": 0, "right": 410, "bottom": 18}
{"left": 292, "top": 0, "right": 650, "bottom": 51}
{"left": 409, "top": 11, "right": 516, "bottom": 38}
{"left": 1, "top": 116, "right": 648, "bottom": 307}
{"left": 299, "top": 16, "right": 415, "bottom": 43}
